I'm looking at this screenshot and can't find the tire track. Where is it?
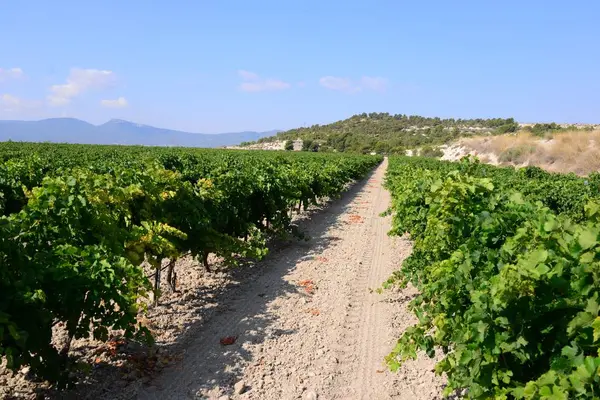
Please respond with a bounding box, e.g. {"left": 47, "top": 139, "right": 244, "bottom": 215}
{"left": 324, "top": 159, "right": 399, "bottom": 400}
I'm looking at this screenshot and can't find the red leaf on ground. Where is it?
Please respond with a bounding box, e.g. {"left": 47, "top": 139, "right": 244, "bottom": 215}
{"left": 298, "top": 279, "right": 316, "bottom": 295}
{"left": 220, "top": 336, "right": 237, "bottom": 345}
{"left": 349, "top": 215, "right": 364, "bottom": 223}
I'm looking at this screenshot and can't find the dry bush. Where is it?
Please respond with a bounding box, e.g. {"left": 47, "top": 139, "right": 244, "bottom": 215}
{"left": 463, "top": 133, "right": 536, "bottom": 157}
{"left": 461, "top": 130, "right": 600, "bottom": 175}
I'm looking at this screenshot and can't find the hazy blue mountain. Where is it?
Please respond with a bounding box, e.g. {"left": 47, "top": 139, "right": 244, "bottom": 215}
{"left": 0, "top": 118, "right": 279, "bottom": 147}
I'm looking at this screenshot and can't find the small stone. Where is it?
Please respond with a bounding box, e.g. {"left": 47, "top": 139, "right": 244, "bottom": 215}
{"left": 303, "top": 390, "right": 318, "bottom": 400}
{"left": 234, "top": 380, "right": 247, "bottom": 395}
{"left": 218, "top": 396, "right": 230, "bottom": 400}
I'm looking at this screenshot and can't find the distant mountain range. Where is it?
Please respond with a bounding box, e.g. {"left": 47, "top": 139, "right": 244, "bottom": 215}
{"left": 0, "top": 118, "right": 279, "bottom": 147}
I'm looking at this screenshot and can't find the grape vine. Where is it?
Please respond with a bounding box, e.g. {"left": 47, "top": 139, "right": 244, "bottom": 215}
{"left": 384, "top": 156, "right": 600, "bottom": 399}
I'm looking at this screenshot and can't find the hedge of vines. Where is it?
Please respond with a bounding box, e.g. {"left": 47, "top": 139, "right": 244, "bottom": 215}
{"left": 385, "top": 156, "right": 600, "bottom": 399}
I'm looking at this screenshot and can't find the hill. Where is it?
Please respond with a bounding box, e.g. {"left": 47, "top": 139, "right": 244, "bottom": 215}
{"left": 253, "top": 113, "right": 519, "bottom": 153}
{"left": 0, "top": 118, "right": 278, "bottom": 147}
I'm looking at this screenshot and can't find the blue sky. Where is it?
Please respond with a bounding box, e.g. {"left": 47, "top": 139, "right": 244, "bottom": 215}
{"left": 1, "top": 1, "right": 598, "bottom": 133}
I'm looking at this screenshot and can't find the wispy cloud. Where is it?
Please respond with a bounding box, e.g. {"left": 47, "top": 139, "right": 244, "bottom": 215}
{"left": 238, "top": 70, "right": 260, "bottom": 81}
{"left": 319, "top": 76, "right": 357, "bottom": 93}
{"left": 48, "top": 68, "right": 116, "bottom": 106}
{"left": 1, "top": 94, "right": 41, "bottom": 112}
{"left": 319, "top": 75, "right": 388, "bottom": 93}
{"left": 0, "top": 68, "right": 24, "bottom": 82}
{"left": 100, "top": 96, "right": 128, "bottom": 108}
{"left": 237, "top": 70, "right": 291, "bottom": 92}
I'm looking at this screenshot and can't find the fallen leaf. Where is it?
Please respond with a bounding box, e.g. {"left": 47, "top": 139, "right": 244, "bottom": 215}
{"left": 299, "top": 279, "right": 316, "bottom": 294}
{"left": 348, "top": 215, "right": 364, "bottom": 223}
{"left": 220, "top": 336, "right": 237, "bottom": 346}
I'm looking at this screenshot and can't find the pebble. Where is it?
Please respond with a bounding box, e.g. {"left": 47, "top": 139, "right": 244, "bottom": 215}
{"left": 303, "top": 390, "right": 318, "bottom": 400}
{"left": 234, "top": 380, "right": 247, "bottom": 395}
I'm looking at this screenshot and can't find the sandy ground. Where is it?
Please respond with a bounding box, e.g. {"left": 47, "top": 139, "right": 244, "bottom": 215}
{"left": 1, "top": 159, "right": 446, "bottom": 400}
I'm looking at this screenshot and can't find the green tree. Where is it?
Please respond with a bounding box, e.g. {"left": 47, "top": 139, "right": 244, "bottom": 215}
{"left": 302, "top": 139, "right": 313, "bottom": 151}
{"left": 284, "top": 140, "right": 294, "bottom": 151}
{"left": 374, "top": 141, "right": 389, "bottom": 154}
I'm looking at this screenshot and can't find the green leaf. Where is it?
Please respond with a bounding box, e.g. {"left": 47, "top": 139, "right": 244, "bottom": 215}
{"left": 592, "top": 317, "right": 600, "bottom": 342}
{"left": 578, "top": 229, "right": 597, "bottom": 251}
{"left": 7, "top": 325, "right": 20, "bottom": 340}
{"left": 544, "top": 219, "right": 559, "bottom": 232}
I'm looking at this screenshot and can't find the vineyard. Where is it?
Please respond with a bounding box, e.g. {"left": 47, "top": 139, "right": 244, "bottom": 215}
{"left": 0, "top": 142, "right": 382, "bottom": 387}
{"left": 384, "top": 156, "right": 600, "bottom": 398}
{"left": 4, "top": 141, "right": 600, "bottom": 399}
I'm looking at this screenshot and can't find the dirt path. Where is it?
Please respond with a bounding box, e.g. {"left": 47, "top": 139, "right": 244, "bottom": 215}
{"left": 138, "top": 159, "right": 445, "bottom": 400}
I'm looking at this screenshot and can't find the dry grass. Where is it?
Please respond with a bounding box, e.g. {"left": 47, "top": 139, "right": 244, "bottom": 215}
{"left": 461, "top": 130, "right": 600, "bottom": 175}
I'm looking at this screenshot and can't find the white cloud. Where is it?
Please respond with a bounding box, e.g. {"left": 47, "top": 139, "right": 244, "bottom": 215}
{"left": 0, "top": 68, "right": 24, "bottom": 82}
{"left": 100, "top": 96, "right": 128, "bottom": 108}
{"left": 319, "top": 76, "right": 356, "bottom": 93}
{"left": 237, "top": 70, "right": 291, "bottom": 92}
{"left": 238, "top": 70, "right": 260, "bottom": 81}
{"left": 1, "top": 94, "right": 41, "bottom": 112}
{"left": 319, "top": 75, "right": 388, "bottom": 93}
{"left": 48, "top": 68, "right": 116, "bottom": 106}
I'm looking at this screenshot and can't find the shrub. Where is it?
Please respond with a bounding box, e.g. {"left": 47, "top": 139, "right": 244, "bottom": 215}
{"left": 498, "top": 144, "right": 537, "bottom": 163}
{"left": 420, "top": 146, "right": 443, "bottom": 158}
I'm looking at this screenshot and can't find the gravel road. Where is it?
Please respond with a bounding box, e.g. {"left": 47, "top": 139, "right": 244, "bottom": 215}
{"left": 138, "top": 159, "right": 445, "bottom": 400}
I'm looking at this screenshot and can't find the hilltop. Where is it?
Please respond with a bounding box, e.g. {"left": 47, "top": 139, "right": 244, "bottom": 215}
{"left": 250, "top": 113, "right": 520, "bottom": 153}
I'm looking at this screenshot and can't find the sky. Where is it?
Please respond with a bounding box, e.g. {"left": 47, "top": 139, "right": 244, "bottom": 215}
{"left": 0, "top": 1, "right": 599, "bottom": 133}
